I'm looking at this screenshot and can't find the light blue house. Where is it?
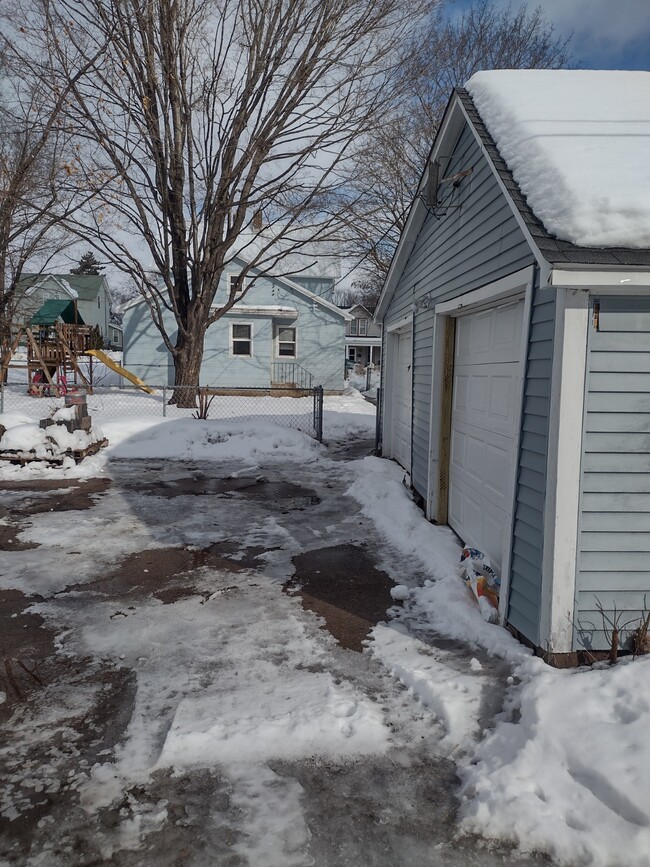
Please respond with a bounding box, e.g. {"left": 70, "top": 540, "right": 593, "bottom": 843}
{"left": 122, "top": 258, "right": 350, "bottom": 392}
{"left": 377, "top": 70, "right": 650, "bottom": 662}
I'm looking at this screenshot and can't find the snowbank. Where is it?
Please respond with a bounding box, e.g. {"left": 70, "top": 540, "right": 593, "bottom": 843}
{"left": 347, "top": 455, "right": 650, "bottom": 867}
{"left": 467, "top": 70, "right": 650, "bottom": 248}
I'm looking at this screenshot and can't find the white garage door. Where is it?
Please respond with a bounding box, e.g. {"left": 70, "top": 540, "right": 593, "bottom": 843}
{"left": 390, "top": 328, "right": 412, "bottom": 472}
{"left": 448, "top": 300, "right": 524, "bottom": 573}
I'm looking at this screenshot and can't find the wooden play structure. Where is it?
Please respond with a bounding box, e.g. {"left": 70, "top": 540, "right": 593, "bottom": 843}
{"left": 2, "top": 299, "right": 153, "bottom": 396}
{"left": 2, "top": 301, "right": 97, "bottom": 396}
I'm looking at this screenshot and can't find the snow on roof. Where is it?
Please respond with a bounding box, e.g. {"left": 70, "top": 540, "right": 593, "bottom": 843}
{"left": 466, "top": 70, "right": 650, "bottom": 249}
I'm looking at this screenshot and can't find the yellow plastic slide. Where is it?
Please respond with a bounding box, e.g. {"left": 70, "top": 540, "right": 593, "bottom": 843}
{"left": 86, "top": 349, "right": 155, "bottom": 394}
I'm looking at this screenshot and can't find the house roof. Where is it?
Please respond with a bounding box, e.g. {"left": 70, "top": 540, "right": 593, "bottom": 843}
{"left": 30, "top": 300, "right": 86, "bottom": 326}
{"left": 21, "top": 274, "right": 108, "bottom": 302}
{"left": 465, "top": 70, "right": 650, "bottom": 251}
{"left": 123, "top": 259, "right": 352, "bottom": 320}
{"left": 376, "top": 73, "right": 650, "bottom": 320}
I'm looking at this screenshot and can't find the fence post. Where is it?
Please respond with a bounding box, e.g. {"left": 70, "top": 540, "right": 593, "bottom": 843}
{"left": 315, "top": 385, "right": 324, "bottom": 443}
{"left": 375, "top": 386, "right": 382, "bottom": 454}
{"left": 365, "top": 362, "right": 375, "bottom": 392}
{"left": 162, "top": 385, "right": 167, "bottom": 417}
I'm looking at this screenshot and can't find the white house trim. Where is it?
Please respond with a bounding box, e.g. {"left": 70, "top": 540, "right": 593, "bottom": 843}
{"left": 434, "top": 266, "right": 533, "bottom": 315}
{"left": 539, "top": 288, "right": 590, "bottom": 654}
{"left": 549, "top": 268, "right": 650, "bottom": 289}
{"left": 386, "top": 315, "right": 412, "bottom": 333}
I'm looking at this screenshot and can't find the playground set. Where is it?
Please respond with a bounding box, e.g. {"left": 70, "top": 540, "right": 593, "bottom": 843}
{"left": 1, "top": 299, "right": 152, "bottom": 397}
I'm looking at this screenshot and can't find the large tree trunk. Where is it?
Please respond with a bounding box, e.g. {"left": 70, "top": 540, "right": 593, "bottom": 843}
{"left": 170, "top": 332, "right": 205, "bottom": 407}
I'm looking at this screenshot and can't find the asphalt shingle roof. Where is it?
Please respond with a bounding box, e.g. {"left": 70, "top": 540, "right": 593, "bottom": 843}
{"left": 457, "top": 88, "right": 650, "bottom": 268}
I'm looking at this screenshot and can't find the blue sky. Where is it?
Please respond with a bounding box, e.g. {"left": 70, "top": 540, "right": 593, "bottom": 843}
{"left": 448, "top": 0, "right": 650, "bottom": 70}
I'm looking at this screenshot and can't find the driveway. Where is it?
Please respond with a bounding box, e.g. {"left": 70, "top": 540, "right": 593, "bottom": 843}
{"left": 0, "top": 439, "right": 546, "bottom": 866}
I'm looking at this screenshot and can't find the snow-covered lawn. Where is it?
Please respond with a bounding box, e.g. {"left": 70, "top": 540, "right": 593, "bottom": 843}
{"left": 1, "top": 393, "right": 648, "bottom": 866}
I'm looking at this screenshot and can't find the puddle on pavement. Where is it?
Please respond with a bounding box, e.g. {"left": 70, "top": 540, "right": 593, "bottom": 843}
{"left": 0, "top": 589, "right": 55, "bottom": 713}
{"left": 327, "top": 438, "right": 376, "bottom": 462}
{"left": 287, "top": 544, "right": 396, "bottom": 652}
{"left": 136, "top": 476, "right": 321, "bottom": 510}
{"left": 59, "top": 542, "right": 269, "bottom": 600}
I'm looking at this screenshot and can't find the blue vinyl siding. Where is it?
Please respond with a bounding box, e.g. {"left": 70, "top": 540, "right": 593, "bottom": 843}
{"left": 123, "top": 262, "right": 345, "bottom": 391}
{"left": 506, "top": 278, "right": 555, "bottom": 645}
{"left": 384, "top": 122, "right": 535, "bottom": 500}
{"left": 575, "top": 296, "right": 650, "bottom": 652}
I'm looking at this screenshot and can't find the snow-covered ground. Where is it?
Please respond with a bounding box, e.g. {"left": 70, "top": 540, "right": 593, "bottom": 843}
{"left": 1, "top": 393, "right": 648, "bottom": 866}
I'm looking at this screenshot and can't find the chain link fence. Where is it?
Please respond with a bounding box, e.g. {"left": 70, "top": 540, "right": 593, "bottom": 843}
{"left": 0, "top": 381, "right": 325, "bottom": 441}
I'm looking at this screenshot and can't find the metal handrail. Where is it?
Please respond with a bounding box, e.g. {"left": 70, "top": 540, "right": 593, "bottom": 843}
{"left": 270, "top": 361, "right": 314, "bottom": 389}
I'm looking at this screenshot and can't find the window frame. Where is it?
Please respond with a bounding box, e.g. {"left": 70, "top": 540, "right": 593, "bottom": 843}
{"left": 349, "top": 319, "right": 358, "bottom": 336}
{"left": 275, "top": 324, "right": 297, "bottom": 359}
{"left": 358, "top": 318, "right": 367, "bottom": 336}
{"left": 227, "top": 273, "right": 247, "bottom": 298}
{"left": 230, "top": 321, "right": 253, "bottom": 357}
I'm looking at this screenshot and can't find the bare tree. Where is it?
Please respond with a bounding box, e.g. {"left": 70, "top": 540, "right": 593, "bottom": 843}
{"left": 343, "top": 0, "right": 573, "bottom": 293}
{"left": 36, "top": 0, "right": 434, "bottom": 403}
{"left": 0, "top": 45, "right": 80, "bottom": 380}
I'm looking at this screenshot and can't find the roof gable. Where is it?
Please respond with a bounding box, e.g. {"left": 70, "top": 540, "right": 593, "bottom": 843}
{"left": 21, "top": 273, "right": 109, "bottom": 301}
{"left": 123, "top": 258, "right": 352, "bottom": 320}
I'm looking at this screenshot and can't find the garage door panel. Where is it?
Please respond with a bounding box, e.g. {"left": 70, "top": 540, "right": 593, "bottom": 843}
{"left": 390, "top": 328, "right": 412, "bottom": 471}
{"left": 449, "top": 300, "right": 524, "bottom": 574}
{"left": 453, "top": 365, "right": 520, "bottom": 436}
{"left": 455, "top": 302, "right": 523, "bottom": 366}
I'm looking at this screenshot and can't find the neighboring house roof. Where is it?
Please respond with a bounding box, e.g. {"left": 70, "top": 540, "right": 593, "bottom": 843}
{"left": 377, "top": 71, "right": 650, "bottom": 320}
{"left": 21, "top": 274, "right": 109, "bottom": 302}
{"left": 30, "top": 300, "right": 86, "bottom": 326}
{"left": 344, "top": 303, "right": 375, "bottom": 319}
{"left": 122, "top": 261, "right": 352, "bottom": 320}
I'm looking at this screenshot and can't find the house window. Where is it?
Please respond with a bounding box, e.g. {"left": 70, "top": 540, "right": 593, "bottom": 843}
{"left": 358, "top": 318, "right": 367, "bottom": 335}
{"left": 349, "top": 319, "right": 358, "bottom": 336}
{"left": 277, "top": 326, "right": 296, "bottom": 358}
{"left": 228, "top": 274, "right": 245, "bottom": 296}
{"left": 231, "top": 323, "right": 252, "bottom": 356}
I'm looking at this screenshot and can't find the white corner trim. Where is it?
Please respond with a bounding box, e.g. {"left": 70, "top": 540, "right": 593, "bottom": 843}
{"left": 550, "top": 268, "right": 650, "bottom": 289}
{"left": 539, "top": 288, "right": 590, "bottom": 654}
{"left": 386, "top": 314, "right": 412, "bottom": 333}
{"left": 425, "top": 311, "right": 447, "bottom": 521}
{"left": 434, "top": 266, "right": 533, "bottom": 315}
{"left": 498, "top": 269, "right": 535, "bottom": 624}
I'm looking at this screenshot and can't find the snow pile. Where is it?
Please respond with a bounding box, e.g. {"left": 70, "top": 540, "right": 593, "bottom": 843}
{"left": 370, "top": 624, "right": 484, "bottom": 751}
{"left": 323, "top": 388, "right": 376, "bottom": 439}
{"left": 347, "top": 455, "right": 650, "bottom": 867}
{"left": 467, "top": 70, "right": 650, "bottom": 248}
{"left": 158, "top": 672, "right": 388, "bottom": 766}
{"left": 461, "top": 656, "right": 650, "bottom": 867}
{"left": 0, "top": 418, "right": 105, "bottom": 462}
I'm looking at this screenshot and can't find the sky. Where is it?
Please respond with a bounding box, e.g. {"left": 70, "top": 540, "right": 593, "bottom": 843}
{"left": 449, "top": 0, "right": 650, "bottom": 70}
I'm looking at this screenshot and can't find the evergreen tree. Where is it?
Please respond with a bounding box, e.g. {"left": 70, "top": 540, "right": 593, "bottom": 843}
{"left": 70, "top": 251, "right": 104, "bottom": 275}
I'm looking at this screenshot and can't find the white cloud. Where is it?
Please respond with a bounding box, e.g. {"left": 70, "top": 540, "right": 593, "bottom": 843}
{"left": 538, "top": 0, "right": 650, "bottom": 50}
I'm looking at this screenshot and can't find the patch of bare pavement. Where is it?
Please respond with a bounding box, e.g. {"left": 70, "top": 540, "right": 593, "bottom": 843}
{"left": 0, "top": 439, "right": 548, "bottom": 867}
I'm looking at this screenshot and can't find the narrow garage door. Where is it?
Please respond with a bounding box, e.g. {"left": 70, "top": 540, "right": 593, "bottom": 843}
{"left": 448, "top": 300, "right": 524, "bottom": 573}
{"left": 391, "top": 327, "right": 412, "bottom": 472}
